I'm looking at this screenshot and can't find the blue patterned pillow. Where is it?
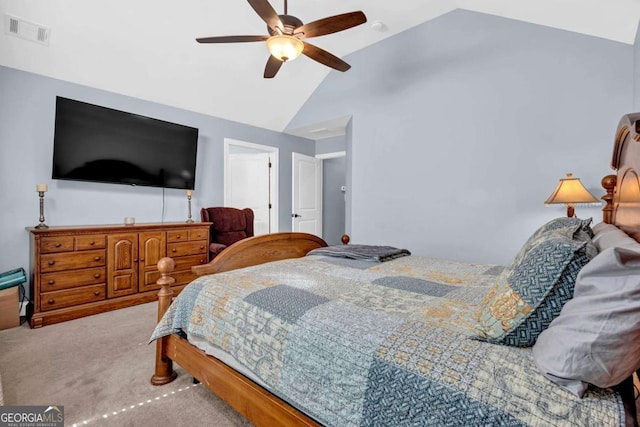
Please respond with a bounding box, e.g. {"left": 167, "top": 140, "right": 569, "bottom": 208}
{"left": 532, "top": 217, "right": 594, "bottom": 239}
{"left": 474, "top": 227, "right": 591, "bottom": 347}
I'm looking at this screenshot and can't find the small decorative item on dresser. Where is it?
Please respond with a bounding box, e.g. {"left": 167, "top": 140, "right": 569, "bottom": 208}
{"left": 35, "top": 184, "right": 49, "bottom": 229}
{"left": 186, "top": 190, "right": 194, "bottom": 223}
{"left": 124, "top": 217, "right": 135, "bottom": 225}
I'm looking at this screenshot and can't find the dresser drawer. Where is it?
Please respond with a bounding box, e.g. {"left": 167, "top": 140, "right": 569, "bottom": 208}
{"left": 40, "top": 236, "right": 74, "bottom": 253}
{"left": 40, "top": 284, "right": 106, "bottom": 311}
{"left": 188, "top": 228, "right": 208, "bottom": 241}
{"left": 40, "top": 250, "right": 106, "bottom": 273}
{"left": 172, "top": 270, "right": 198, "bottom": 287}
{"left": 167, "top": 230, "right": 191, "bottom": 243}
{"left": 167, "top": 240, "right": 207, "bottom": 257}
{"left": 41, "top": 267, "right": 106, "bottom": 292}
{"left": 173, "top": 254, "right": 208, "bottom": 271}
{"left": 76, "top": 234, "right": 106, "bottom": 250}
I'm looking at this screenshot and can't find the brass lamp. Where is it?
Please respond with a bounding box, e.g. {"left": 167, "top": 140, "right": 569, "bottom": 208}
{"left": 545, "top": 173, "right": 599, "bottom": 217}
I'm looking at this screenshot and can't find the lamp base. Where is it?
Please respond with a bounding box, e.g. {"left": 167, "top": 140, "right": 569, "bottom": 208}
{"left": 566, "top": 205, "right": 575, "bottom": 218}
{"left": 35, "top": 223, "right": 49, "bottom": 229}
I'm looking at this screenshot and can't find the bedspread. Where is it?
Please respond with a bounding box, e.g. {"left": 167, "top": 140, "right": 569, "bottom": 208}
{"left": 150, "top": 255, "right": 624, "bottom": 427}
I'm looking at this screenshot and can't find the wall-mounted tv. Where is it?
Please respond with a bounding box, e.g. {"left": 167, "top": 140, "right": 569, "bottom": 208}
{"left": 52, "top": 96, "right": 199, "bottom": 190}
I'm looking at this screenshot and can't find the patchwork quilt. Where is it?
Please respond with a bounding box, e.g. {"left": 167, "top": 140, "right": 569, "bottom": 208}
{"left": 150, "top": 255, "right": 624, "bottom": 427}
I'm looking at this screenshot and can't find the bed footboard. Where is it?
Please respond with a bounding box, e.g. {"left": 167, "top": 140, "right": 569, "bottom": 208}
{"left": 150, "top": 232, "right": 327, "bottom": 426}
{"left": 191, "top": 232, "right": 327, "bottom": 276}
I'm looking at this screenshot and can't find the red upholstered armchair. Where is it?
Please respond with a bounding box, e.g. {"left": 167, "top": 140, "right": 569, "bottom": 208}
{"left": 200, "top": 207, "right": 255, "bottom": 259}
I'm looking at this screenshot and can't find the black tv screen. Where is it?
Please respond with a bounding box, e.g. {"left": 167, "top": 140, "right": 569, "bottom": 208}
{"left": 52, "top": 97, "right": 199, "bottom": 190}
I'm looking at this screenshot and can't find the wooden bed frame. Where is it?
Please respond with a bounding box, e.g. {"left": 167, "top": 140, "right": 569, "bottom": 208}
{"left": 151, "top": 232, "right": 326, "bottom": 426}
{"left": 150, "top": 114, "right": 640, "bottom": 427}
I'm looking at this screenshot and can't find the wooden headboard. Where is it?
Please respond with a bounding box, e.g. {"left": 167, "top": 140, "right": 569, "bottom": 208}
{"left": 602, "top": 113, "right": 640, "bottom": 242}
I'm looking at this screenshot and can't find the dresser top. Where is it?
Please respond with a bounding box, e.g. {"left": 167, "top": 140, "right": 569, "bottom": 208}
{"left": 27, "top": 222, "right": 212, "bottom": 236}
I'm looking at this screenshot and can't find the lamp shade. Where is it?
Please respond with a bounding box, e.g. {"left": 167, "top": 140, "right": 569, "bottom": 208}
{"left": 545, "top": 173, "right": 599, "bottom": 217}
{"left": 266, "top": 35, "right": 303, "bottom": 62}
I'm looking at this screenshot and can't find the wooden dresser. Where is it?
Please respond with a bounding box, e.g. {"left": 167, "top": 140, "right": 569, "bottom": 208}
{"left": 27, "top": 222, "right": 210, "bottom": 328}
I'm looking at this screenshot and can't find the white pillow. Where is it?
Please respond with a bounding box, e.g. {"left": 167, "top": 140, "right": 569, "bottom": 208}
{"left": 533, "top": 239, "right": 640, "bottom": 397}
{"left": 592, "top": 222, "right": 639, "bottom": 252}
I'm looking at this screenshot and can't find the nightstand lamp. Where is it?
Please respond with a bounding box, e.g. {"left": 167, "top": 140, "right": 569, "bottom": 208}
{"left": 545, "top": 173, "right": 599, "bottom": 217}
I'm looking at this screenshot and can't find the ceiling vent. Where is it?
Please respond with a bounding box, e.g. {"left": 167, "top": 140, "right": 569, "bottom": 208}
{"left": 4, "top": 14, "right": 51, "bottom": 46}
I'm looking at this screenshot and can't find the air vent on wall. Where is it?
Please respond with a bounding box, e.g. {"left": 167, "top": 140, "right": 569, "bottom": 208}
{"left": 4, "top": 14, "right": 51, "bottom": 46}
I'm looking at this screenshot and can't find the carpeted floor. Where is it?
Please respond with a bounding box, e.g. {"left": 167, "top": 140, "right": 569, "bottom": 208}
{"left": 0, "top": 303, "right": 253, "bottom": 427}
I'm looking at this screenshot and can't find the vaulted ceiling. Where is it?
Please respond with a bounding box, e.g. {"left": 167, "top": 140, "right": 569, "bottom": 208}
{"left": 1, "top": 0, "right": 638, "bottom": 133}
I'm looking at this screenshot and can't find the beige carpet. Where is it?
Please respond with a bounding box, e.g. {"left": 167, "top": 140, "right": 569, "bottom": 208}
{"left": 0, "top": 303, "right": 253, "bottom": 427}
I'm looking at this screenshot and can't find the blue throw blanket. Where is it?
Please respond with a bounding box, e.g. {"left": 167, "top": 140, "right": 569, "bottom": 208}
{"left": 306, "top": 244, "right": 411, "bottom": 262}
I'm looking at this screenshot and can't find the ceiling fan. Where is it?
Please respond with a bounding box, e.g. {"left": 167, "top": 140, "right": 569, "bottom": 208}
{"left": 196, "top": 0, "right": 367, "bottom": 78}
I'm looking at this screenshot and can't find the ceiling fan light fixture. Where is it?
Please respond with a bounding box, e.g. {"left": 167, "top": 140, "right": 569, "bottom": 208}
{"left": 266, "top": 34, "right": 303, "bottom": 62}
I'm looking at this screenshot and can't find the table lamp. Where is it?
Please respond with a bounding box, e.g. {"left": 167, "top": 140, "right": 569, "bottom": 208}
{"left": 35, "top": 184, "right": 49, "bottom": 229}
{"left": 544, "top": 173, "right": 599, "bottom": 217}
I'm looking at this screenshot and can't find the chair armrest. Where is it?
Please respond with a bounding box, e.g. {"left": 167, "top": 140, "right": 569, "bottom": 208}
{"left": 209, "top": 243, "right": 227, "bottom": 257}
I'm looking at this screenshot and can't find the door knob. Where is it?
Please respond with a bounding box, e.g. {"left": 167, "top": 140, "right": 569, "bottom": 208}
{"left": 291, "top": 213, "right": 301, "bottom": 218}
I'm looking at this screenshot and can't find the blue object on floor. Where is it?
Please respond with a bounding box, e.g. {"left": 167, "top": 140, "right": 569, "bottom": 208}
{"left": 0, "top": 268, "right": 26, "bottom": 291}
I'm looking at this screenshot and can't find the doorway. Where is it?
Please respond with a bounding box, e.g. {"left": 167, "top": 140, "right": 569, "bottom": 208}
{"left": 317, "top": 151, "right": 346, "bottom": 245}
{"left": 292, "top": 152, "right": 322, "bottom": 236}
{"left": 224, "top": 139, "right": 278, "bottom": 235}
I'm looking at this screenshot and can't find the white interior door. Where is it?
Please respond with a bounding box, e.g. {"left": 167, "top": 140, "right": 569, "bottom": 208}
{"left": 224, "top": 139, "right": 279, "bottom": 236}
{"left": 292, "top": 152, "right": 322, "bottom": 236}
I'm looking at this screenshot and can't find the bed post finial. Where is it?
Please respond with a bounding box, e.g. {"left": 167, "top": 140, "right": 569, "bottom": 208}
{"left": 601, "top": 174, "right": 616, "bottom": 224}
{"left": 341, "top": 234, "right": 350, "bottom": 245}
{"left": 151, "top": 257, "right": 178, "bottom": 386}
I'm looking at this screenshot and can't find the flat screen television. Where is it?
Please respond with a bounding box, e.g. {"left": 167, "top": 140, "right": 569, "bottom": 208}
{"left": 52, "top": 96, "right": 199, "bottom": 190}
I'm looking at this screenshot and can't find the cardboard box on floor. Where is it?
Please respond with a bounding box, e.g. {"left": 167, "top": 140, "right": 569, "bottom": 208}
{"left": 0, "top": 286, "right": 19, "bottom": 329}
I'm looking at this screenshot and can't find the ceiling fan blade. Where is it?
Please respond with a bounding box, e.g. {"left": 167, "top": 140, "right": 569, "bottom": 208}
{"left": 295, "top": 11, "right": 367, "bottom": 39}
{"left": 247, "top": 0, "right": 283, "bottom": 32}
{"left": 302, "top": 42, "right": 351, "bottom": 72}
{"left": 196, "top": 35, "right": 269, "bottom": 43}
{"left": 264, "top": 55, "right": 283, "bottom": 78}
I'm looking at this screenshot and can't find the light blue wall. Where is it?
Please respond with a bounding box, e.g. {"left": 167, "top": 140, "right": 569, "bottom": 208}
{"left": 635, "top": 19, "right": 640, "bottom": 110}
{"left": 290, "top": 10, "right": 633, "bottom": 264}
{"left": 315, "top": 135, "right": 346, "bottom": 155}
{"left": 0, "top": 65, "right": 314, "bottom": 281}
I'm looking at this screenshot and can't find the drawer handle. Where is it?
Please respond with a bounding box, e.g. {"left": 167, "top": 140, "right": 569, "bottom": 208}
{"left": 48, "top": 298, "right": 55, "bottom": 304}
{"left": 94, "top": 291, "right": 101, "bottom": 296}
{"left": 176, "top": 235, "right": 182, "bottom": 239}
{"left": 89, "top": 241, "right": 95, "bottom": 245}
{"left": 200, "top": 259, "right": 205, "bottom": 264}
{"left": 200, "top": 246, "right": 204, "bottom": 249}
{"left": 48, "top": 260, "right": 55, "bottom": 266}
{"left": 140, "top": 258, "right": 145, "bottom": 262}
{"left": 94, "top": 274, "right": 101, "bottom": 279}
{"left": 94, "top": 256, "right": 101, "bottom": 261}
{"left": 55, "top": 243, "right": 61, "bottom": 248}
{"left": 48, "top": 279, "right": 55, "bottom": 285}
{"left": 172, "top": 249, "right": 177, "bottom": 253}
